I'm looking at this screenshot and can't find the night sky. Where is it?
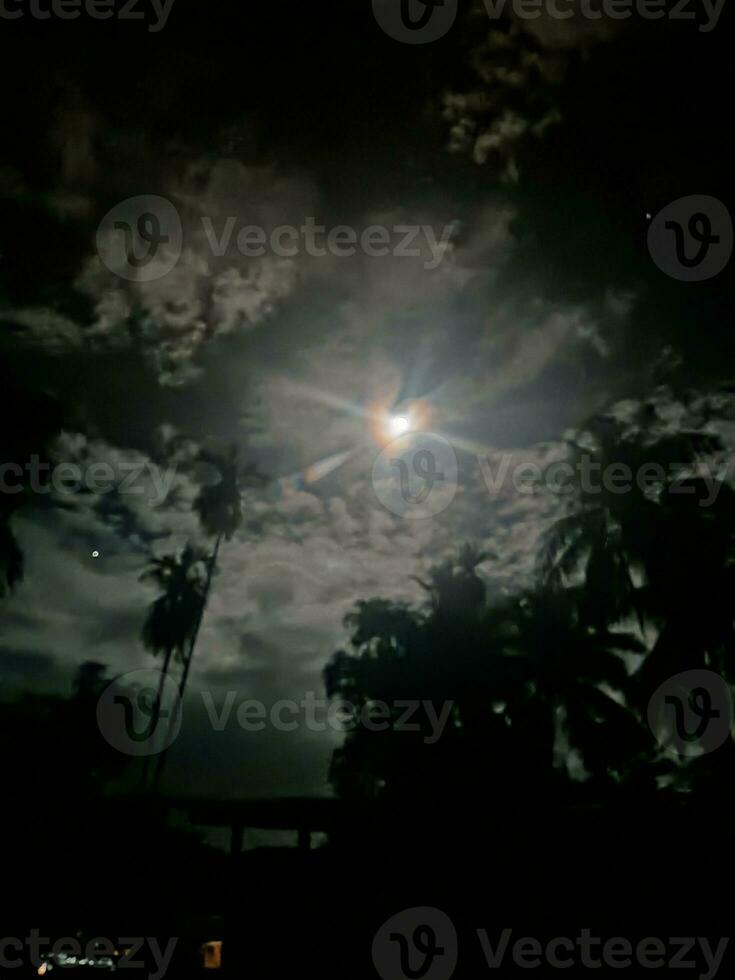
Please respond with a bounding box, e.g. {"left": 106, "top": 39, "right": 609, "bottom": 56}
{"left": 0, "top": 0, "right": 733, "bottom": 801}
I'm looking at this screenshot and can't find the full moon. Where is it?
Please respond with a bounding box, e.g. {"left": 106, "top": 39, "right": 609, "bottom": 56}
{"left": 388, "top": 415, "right": 411, "bottom": 437}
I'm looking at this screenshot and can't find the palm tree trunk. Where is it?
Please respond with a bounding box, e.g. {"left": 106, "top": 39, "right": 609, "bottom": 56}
{"left": 153, "top": 533, "right": 223, "bottom": 791}
{"left": 177, "top": 533, "right": 221, "bottom": 702}
{"left": 141, "top": 645, "right": 173, "bottom": 789}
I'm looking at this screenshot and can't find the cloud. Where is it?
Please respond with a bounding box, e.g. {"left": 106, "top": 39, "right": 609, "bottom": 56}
{"left": 78, "top": 163, "right": 310, "bottom": 385}
{"left": 442, "top": 24, "right": 565, "bottom": 177}
{"left": 441, "top": 8, "right": 624, "bottom": 177}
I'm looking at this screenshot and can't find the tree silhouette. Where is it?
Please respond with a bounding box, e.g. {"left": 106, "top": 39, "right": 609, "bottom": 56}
{"left": 141, "top": 546, "right": 207, "bottom": 787}
{"left": 153, "top": 445, "right": 264, "bottom": 788}
{"left": 178, "top": 446, "right": 265, "bottom": 702}
{"left": 494, "top": 587, "right": 656, "bottom": 790}
{"left": 539, "top": 404, "right": 721, "bottom": 632}
{"left": 540, "top": 398, "right": 734, "bottom": 719}
{"left": 0, "top": 371, "right": 63, "bottom": 597}
{"left": 325, "top": 547, "right": 658, "bottom": 803}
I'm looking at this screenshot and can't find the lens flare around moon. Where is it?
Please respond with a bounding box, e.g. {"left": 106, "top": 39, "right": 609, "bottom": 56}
{"left": 367, "top": 398, "right": 433, "bottom": 446}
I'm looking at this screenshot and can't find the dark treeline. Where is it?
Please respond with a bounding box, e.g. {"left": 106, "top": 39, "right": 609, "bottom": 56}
{"left": 324, "top": 385, "right": 735, "bottom": 809}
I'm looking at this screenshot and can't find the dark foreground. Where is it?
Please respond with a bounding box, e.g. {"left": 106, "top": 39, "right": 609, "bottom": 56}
{"left": 8, "top": 795, "right": 732, "bottom": 978}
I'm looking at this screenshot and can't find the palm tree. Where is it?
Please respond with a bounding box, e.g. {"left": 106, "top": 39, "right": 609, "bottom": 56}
{"left": 178, "top": 447, "right": 264, "bottom": 700}
{"left": 141, "top": 545, "right": 207, "bottom": 786}
{"left": 496, "top": 587, "right": 654, "bottom": 788}
{"left": 539, "top": 407, "right": 721, "bottom": 632}
{"left": 541, "top": 400, "right": 735, "bottom": 735}
{"left": 153, "top": 445, "right": 264, "bottom": 788}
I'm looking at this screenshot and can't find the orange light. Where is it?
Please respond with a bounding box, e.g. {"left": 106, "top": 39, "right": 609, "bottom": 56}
{"left": 201, "top": 941, "right": 222, "bottom": 970}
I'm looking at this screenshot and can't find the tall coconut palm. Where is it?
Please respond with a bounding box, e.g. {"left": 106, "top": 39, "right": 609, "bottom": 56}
{"left": 154, "top": 445, "right": 264, "bottom": 788}
{"left": 539, "top": 408, "right": 721, "bottom": 632}
{"left": 178, "top": 447, "right": 265, "bottom": 699}
{"left": 540, "top": 400, "right": 735, "bottom": 742}
{"left": 496, "top": 587, "right": 654, "bottom": 787}
{"left": 141, "top": 545, "right": 207, "bottom": 787}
